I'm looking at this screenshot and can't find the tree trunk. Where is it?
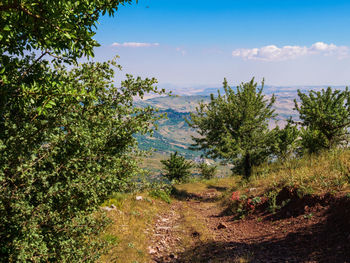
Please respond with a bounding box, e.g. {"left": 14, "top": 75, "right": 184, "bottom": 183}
{"left": 243, "top": 153, "right": 252, "bottom": 178}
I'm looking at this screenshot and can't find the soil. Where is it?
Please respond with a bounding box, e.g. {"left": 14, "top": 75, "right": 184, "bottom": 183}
{"left": 149, "top": 188, "right": 350, "bottom": 263}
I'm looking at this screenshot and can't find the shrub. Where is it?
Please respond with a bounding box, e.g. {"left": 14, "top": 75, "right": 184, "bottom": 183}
{"left": 228, "top": 191, "right": 263, "bottom": 219}
{"left": 198, "top": 162, "right": 217, "bottom": 179}
{"left": 161, "top": 152, "right": 193, "bottom": 183}
{"left": 149, "top": 189, "right": 172, "bottom": 204}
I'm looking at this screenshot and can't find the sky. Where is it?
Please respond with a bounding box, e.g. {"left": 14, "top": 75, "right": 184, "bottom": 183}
{"left": 93, "top": 0, "right": 350, "bottom": 88}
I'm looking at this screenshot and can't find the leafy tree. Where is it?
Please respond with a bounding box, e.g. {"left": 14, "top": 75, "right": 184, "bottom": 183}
{"left": 0, "top": 0, "right": 132, "bottom": 60}
{"left": 294, "top": 87, "right": 350, "bottom": 153}
{"left": 272, "top": 119, "right": 300, "bottom": 160}
{"left": 0, "top": 1, "right": 166, "bottom": 262}
{"left": 0, "top": 0, "right": 134, "bottom": 116}
{"left": 161, "top": 152, "right": 193, "bottom": 182}
{"left": 198, "top": 162, "right": 217, "bottom": 179}
{"left": 188, "top": 78, "right": 276, "bottom": 178}
{"left": 0, "top": 58, "right": 163, "bottom": 262}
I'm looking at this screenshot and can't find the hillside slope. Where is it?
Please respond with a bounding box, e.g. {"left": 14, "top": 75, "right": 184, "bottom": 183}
{"left": 135, "top": 90, "right": 302, "bottom": 159}
{"left": 102, "top": 150, "right": 350, "bottom": 262}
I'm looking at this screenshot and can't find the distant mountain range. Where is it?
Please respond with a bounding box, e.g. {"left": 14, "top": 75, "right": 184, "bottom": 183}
{"left": 158, "top": 83, "right": 347, "bottom": 96}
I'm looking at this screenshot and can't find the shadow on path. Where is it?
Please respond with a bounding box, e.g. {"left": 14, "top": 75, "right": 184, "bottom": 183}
{"left": 158, "top": 196, "right": 350, "bottom": 263}
{"left": 171, "top": 187, "right": 221, "bottom": 202}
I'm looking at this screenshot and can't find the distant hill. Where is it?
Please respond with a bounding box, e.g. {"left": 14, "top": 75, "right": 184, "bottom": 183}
{"left": 135, "top": 95, "right": 210, "bottom": 112}
{"left": 136, "top": 85, "right": 347, "bottom": 157}
{"left": 136, "top": 108, "right": 199, "bottom": 158}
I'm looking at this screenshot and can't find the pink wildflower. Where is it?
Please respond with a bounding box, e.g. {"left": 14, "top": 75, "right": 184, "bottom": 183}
{"left": 231, "top": 191, "right": 240, "bottom": 201}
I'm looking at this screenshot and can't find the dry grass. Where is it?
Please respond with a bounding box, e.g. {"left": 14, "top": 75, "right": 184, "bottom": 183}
{"left": 175, "top": 177, "right": 238, "bottom": 197}
{"left": 246, "top": 149, "right": 350, "bottom": 197}
{"left": 139, "top": 152, "right": 233, "bottom": 178}
{"left": 233, "top": 253, "right": 254, "bottom": 263}
{"left": 99, "top": 193, "right": 169, "bottom": 263}
{"left": 138, "top": 152, "right": 167, "bottom": 172}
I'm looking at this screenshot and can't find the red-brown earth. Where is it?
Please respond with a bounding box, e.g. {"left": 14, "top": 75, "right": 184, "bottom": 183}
{"left": 149, "top": 188, "right": 350, "bottom": 263}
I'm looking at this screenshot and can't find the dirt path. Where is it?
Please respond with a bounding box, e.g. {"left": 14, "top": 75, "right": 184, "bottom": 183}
{"left": 149, "top": 188, "right": 350, "bottom": 263}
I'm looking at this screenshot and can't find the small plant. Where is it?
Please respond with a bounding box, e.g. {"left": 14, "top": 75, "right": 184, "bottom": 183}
{"left": 131, "top": 211, "right": 141, "bottom": 216}
{"left": 128, "top": 243, "right": 135, "bottom": 248}
{"left": 103, "top": 234, "right": 119, "bottom": 246}
{"left": 250, "top": 196, "right": 262, "bottom": 206}
{"left": 103, "top": 192, "right": 127, "bottom": 209}
{"left": 229, "top": 191, "right": 261, "bottom": 218}
{"left": 198, "top": 161, "right": 217, "bottom": 179}
{"left": 281, "top": 199, "right": 291, "bottom": 208}
{"left": 149, "top": 189, "right": 172, "bottom": 204}
{"left": 161, "top": 152, "right": 193, "bottom": 183}
{"left": 304, "top": 213, "right": 313, "bottom": 219}
{"left": 231, "top": 191, "right": 241, "bottom": 201}
{"left": 266, "top": 191, "right": 280, "bottom": 213}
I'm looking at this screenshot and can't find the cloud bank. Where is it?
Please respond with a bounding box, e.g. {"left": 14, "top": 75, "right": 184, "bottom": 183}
{"left": 232, "top": 42, "right": 349, "bottom": 61}
{"left": 111, "top": 42, "right": 160, "bottom": 47}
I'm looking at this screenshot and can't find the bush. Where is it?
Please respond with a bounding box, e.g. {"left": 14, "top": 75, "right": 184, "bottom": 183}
{"left": 149, "top": 189, "right": 172, "bottom": 204}
{"left": 161, "top": 152, "right": 193, "bottom": 183}
{"left": 198, "top": 162, "right": 217, "bottom": 179}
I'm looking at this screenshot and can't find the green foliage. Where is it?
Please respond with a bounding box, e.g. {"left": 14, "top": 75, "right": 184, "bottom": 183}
{"left": 0, "top": 59, "right": 163, "bottom": 262}
{"left": 272, "top": 119, "right": 300, "bottom": 160}
{"left": 0, "top": 1, "right": 167, "bottom": 262}
{"left": 198, "top": 162, "right": 217, "bottom": 179}
{"left": 295, "top": 87, "right": 350, "bottom": 153}
{"left": 0, "top": 0, "right": 133, "bottom": 61}
{"left": 103, "top": 193, "right": 128, "bottom": 209}
{"left": 266, "top": 191, "right": 280, "bottom": 213}
{"left": 188, "top": 78, "right": 276, "bottom": 178}
{"left": 161, "top": 152, "right": 193, "bottom": 182}
{"left": 299, "top": 127, "right": 328, "bottom": 154}
{"left": 148, "top": 189, "right": 172, "bottom": 204}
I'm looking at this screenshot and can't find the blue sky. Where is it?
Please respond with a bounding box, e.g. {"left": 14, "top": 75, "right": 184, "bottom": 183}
{"left": 93, "top": 0, "right": 350, "bottom": 87}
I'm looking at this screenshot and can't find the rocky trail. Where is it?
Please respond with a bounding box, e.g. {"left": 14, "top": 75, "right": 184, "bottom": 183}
{"left": 148, "top": 188, "right": 350, "bottom": 263}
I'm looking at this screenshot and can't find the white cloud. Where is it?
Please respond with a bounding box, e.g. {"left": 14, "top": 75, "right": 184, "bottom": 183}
{"left": 232, "top": 42, "right": 349, "bottom": 61}
{"left": 111, "top": 42, "right": 160, "bottom": 48}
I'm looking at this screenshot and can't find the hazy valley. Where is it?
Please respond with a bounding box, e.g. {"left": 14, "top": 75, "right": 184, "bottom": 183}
{"left": 136, "top": 84, "right": 347, "bottom": 159}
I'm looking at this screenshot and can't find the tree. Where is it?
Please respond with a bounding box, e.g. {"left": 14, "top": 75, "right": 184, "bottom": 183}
{"left": 0, "top": 58, "right": 164, "bottom": 262}
{"left": 0, "top": 1, "right": 166, "bottom": 261}
{"left": 1, "top": 0, "right": 134, "bottom": 115}
{"left": 188, "top": 78, "right": 276, "bottom": 178}
{"left": 161, "top": 152, "right": 193, "bottom": 182}
{"left": 0, "top": 0, "right": 132, "bottom": 60}
{"left": 294, "top": 87, "right": 350, "bottom": 153}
